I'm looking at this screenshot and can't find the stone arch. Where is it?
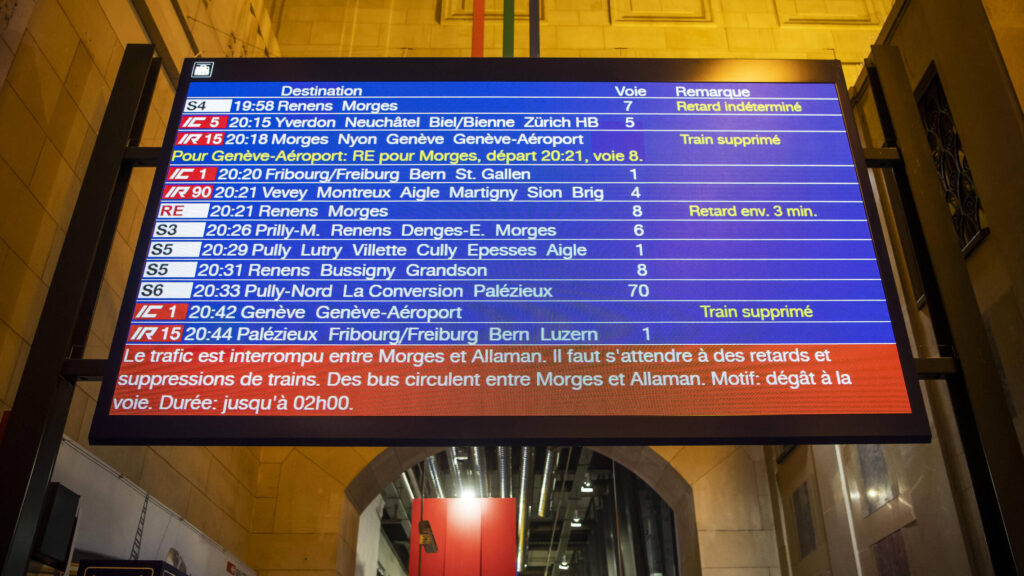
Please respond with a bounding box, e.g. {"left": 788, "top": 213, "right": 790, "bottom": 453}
{"left": 344, "top": 446, "right": 700, "bottom": 576}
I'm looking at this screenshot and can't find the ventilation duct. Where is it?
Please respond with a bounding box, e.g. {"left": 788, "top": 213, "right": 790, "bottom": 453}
{"left": 425, "top": 455, "right": 445, "bottom": 499}
{"left": 497, "top": 446, "right": 510, "bottom": 498}
{"left": 471, "top": 446, "right": 489, "bottom": 498}
{"left": 448, "top": 447, "right": 465, "bottom": 496}
{"left": 516, "top": 447, "right": 534, "bottom": 571}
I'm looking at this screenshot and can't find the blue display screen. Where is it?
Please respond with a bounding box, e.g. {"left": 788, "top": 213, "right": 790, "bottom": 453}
{"left": 91, "top": 59, "right": 928, "bottom": 445}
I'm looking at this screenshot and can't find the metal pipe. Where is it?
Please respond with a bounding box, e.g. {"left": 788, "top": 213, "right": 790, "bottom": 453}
{"left": 448, "top": 447, "right": 465, "bottom": 496}
{"left": 517, "top": 447, "right": 534, "bottom": 571}
{"left": 498, "top": 446, "right": 510, "bottom": 498}
{"left": 401, "top": 470, "right": 421, "bottom": 501}
{"left": 538, "top": 447, "right": 556, "bottom": 518}
{"left": 425, "top": 455, "right": 445, "bottom": 498}
{"left": 471, "top": 446, "right": 489, "bottom": 498}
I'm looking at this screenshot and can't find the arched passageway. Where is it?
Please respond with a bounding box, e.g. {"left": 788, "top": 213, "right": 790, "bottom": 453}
{"left": 344, "top": 446, "right": 700, "bottom": 576}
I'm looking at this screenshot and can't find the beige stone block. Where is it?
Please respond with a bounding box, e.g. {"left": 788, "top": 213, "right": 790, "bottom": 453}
{"left": 88, "top": 281, "right": 119, "bottom": 346}
{"left": 251, "top": 497, "right": 276, "bottom": 533}
{"left": 73, "top": 125, "right": 97, "bottom": 178}
{"left": 0, "top": 251, "right": 45, "bottom": 341}
{"left": 723, "top": 11, "right": 749, "bottom": 27}
{"left": 0, "top": 0, "right": 35, "bottom": 50}
{"left": 39, "top": 224, "right": 61, "bottom": 282}
{"left": 0, "top": 159, "right": 58, "bottom": 276}
{"left": 298, "top": 447, "right": 367, "bottom": 486}
{"left": 139, "top": 448, "right": 192, "bottom": 515}
{"left": 652, "top": 445, "right": 683, "bottom": 463}
{"left": 153, "top": 445, "right": 213, "bottom": 487}
{"left": 722, "top": 0, "right": 773, "bottom": 12}
{"left": 231, "top": 446, "right": 260, "bottom": 494}
{"left": 71, "top": 392, "right": 96, "bottom": 443}
{"left": 337, "top": 540, "right": 356, "bottom": 576}
{"left": 353, "top": 8, "right": 394, "bottom": 24}
{"left": 554, "top": 25, "right": 605, "bottom": 49}
{"left": 830, "top": 28, "right": 876, "bottom": 60}
{"left": 309, "top": 20, "right": 344, "bottom": 44}
{"left": 0, "top": 40, "right": 13, "bottom": 85}
{"left": 59, "top": 0, "right": 119, "bottom": 69}
{"left": 186, "top": 489, "right": 248, "bottom": 559}
{"left": 41, "top": 224, "right": 63, "bottom": 284}
{"left": 354, "top": 446, "right": 384, "bottom": 463}
{"left": 771, "top": 27, "right": 833, "bottom": 52}
{"left": 96, "top": 0, "right": 149, "bottom": 46}
{"left": 726, "top": 27, "right": 775, "bottom": 51}
{"left": 339, "top": 496, "right": 359, "bottom": 547}
{"left": 694, "top": 448, "right": 763, "bottom": 531}
{"left": 257, "top": 462, "right": 282, "bottom": 497}
{"left": 114, "top": 192, "right": 141, "bottom": 248}
{"left": 42, "top": 88, "right": 91, "bottom": 177}
{"left": 29, "top": 140, "right": 80, "bottom": 231}
{"left": 0, "top": 320, "right": 26, "bottom": 406}
{"left": 77, "top": 378, "right": 102, "bottom": 401}
{"left": 388, "top": 24, "right": 431, "bottom": 49}
{"left": 27, "top": 0, "right": 78, "bottom": 78}
{"left": 671, "top": 445, "right": 737, "bottom": 484}
{"left": 259, "top": 446, "right": 294, "bottom": 463}
{"left": 63, "top": 385, "right": 89, "bottom": 437}
{"left": 0, "top": 86, "right": 46, "bottom": 184}
{"left": 747, "top": 12, "right": 778, "bottom": 27}
{"left": 278, "top": 21, "right": 313, "bottom": 45}
{"left": 103, "top": 236, "right": 132, "bottom": 299}
{"left": 64, "top": 42, "right": 111, "bottom": 130}
{"left": 665, "top": 27, "right": 729, "bottom": 50}
{"left": 429, "top": 25, "right": 472, "bottom": 49}
{"left": 604, "top": 26, "right": 667, "bottom": 49}
{"left": 87, "top": 444, "right": 147, "bottom": 484}
{"left": 82, "top": 332, "right": 109, "bottom": 364}
{"left": 205, "top": 458, "right": 242, "bottom": 520}
{"left": 274, "top": 451, "right": 346, "bottom": 533}
{"left": 698, "top": 529, "right": 779, "bottom": 568}
{"left": 247, "top": 533, "right": 338, "bottom": 571}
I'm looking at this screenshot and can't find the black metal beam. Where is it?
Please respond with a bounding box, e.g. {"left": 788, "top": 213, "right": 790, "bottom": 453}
{"left": 863, "top": 146, "right": 902, "bottom": 168}
{"left": 870, "top": 45, "right": 1024, "bottom": 574}
{"left": 0, "top": 45, "right": 158, "bottom": 575}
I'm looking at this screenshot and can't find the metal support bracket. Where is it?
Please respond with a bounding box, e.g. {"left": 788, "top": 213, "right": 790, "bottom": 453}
{"left": 913, "top": 357, "right": 959, "bottom": 379}
{"left": 60, "top": 359, "right": 107, "bottom": 382}
{"left": 864, "top": 146, "right": 902, "bottom": 168}
{"left": 123, "top": 146, "right": 162, "bottom": 167}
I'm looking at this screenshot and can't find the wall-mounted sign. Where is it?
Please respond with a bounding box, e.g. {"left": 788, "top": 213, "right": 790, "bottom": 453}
{"left": 90, "top": 58, "right": 929, "bottom": 444}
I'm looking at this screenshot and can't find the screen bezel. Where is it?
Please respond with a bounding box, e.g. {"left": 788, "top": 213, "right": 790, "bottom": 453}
{"left": 90, "top": 57, "right": 930, "bottom": 445}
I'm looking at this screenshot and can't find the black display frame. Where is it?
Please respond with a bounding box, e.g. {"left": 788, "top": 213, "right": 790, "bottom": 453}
{"left": 90, "top": 57, "right": 930, "bottom": 445}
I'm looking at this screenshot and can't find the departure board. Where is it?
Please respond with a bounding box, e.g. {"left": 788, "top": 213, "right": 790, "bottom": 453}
{"left": 91, "top": 58, "right": 928, "bottom": 445}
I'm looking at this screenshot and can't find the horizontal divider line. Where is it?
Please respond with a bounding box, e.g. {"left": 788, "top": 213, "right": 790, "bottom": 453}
{"left": 215, "top": 112, "right": 843, "bottom": 116}
{"left": 140, "top": 278, "right": 879, "bottom": 282}
{"left": 168, "top": 163, "right": 857, "bottom": 168}
{"left": 131, "top": 320, "right": 892, "bottom": 325}
{"left": 158, "top": 218, "right": 869, "bottom": 222}
{"left": 133, "top": 298, "right": 886, "bottom": 303}
{"left": 163, "top": 181, "right": 862, "bottom": 185}
{"left": 186, "top": 128, "right": 848, "bottom": 132}
{"left": 189, "top": 96, "right": 837, "bottom": 100}
{"left": 119, "top": 342, "right": 899, "bottom": 347}
{"left": 144, "top": 258, "right": 878, "bottom": 262}
{"left": 146, "top": 238, "right": 872, "bottom": 241}
{"left": 157, "top": 200, "right": 866, "bottom": 203}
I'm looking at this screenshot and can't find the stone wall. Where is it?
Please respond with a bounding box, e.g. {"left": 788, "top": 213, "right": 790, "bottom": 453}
{"left": 0, "top": 0, "right": 277, "bottom": 565}
{"left": 273, "top": 0, "right": 895, "bottom": 87}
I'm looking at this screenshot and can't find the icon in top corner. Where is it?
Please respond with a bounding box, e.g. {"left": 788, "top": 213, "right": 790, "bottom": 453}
{"left": 192, "top": 62, "right": 214, "bottom": 78}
